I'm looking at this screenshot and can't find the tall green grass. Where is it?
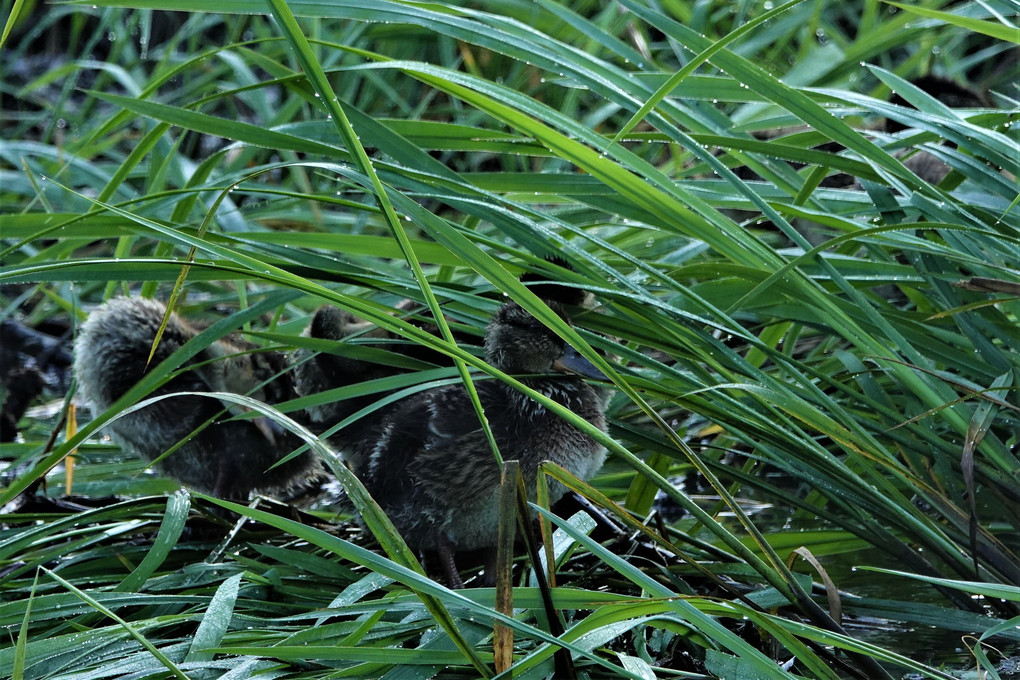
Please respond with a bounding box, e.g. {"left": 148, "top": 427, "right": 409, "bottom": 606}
{"left": 1, "top": 0, "right": 1018, "bottom": 678}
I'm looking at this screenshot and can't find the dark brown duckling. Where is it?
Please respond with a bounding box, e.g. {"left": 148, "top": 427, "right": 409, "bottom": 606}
{"left": 293, "top": 258, "right": 593, "bottom": 476}
{"left": 362, "top": 300, "right": 609, "bottom": 587}
{"left": 74, "top": 296, "right": 320, "bottom": 500}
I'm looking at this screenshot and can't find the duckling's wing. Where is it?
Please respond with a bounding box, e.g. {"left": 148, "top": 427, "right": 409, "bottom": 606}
{"left": 428, "top": 384, "right": 505, "bottom": 488}
{"left": 367, "top": 386, "right": 503, "bottom": 511}
{"left": 412, "top": 431, "right": 502, "bottom": 509}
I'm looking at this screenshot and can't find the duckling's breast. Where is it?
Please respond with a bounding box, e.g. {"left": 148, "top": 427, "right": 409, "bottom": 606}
{"left": 502, "top": 379, "right": 607, "bottom": 472}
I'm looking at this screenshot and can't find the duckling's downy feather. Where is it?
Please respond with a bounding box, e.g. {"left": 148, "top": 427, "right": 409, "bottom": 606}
{"left": 74, "top": 297, "right": 320, "bottom": 499}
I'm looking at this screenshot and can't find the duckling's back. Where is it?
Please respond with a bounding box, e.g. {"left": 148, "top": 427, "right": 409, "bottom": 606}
{"left": 74, "top": 297, "right": 320, "bottom": 499}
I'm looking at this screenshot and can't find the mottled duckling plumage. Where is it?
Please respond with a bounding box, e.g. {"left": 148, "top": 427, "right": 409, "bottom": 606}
{"left": 292, "top": 299, "right": 461, "bottom": 475}
{"left": 361, "top": 300, "right": 609, "bottom": 586}
{"left": 74, "top": 297, "right": 320, "bottom": 500}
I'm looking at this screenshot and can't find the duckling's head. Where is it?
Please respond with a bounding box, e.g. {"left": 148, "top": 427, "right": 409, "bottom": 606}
{"left": 484, "top": 302, "right": 604, "bottom": 379}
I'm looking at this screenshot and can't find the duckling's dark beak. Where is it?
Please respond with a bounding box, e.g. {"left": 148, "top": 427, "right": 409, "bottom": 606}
{"left": 552, "top": 344, "right": 607, "bottom": 380}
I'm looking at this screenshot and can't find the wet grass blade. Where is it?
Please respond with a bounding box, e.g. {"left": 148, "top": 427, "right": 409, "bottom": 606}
{"left": 40, "top": 567, "right": 190, "bottom": 680}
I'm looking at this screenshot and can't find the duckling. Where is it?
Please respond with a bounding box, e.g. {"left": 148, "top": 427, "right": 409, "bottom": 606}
{"left": 74, "top": 297, "right": 321, "bottom": 500}
{"left": 361, "top": 299, "right": 609, "bottom": 587}
{"left": 294, "top": 260, "right": 594, "bottom": 472}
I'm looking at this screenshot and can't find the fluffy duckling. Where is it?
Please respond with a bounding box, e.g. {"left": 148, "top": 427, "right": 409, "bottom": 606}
{"left": 294, "top": 262, "right": 593, "bottom": 477}
{"left": 74, "top": 297, "right": 320, "bottom": 500}
{"left": 362, "top": 299, "right": 609, "bottom": 587}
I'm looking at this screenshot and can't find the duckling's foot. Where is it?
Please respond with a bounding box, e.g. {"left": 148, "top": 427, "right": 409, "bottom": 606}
{"left": 436, "top": 532, "right": 465, "bottom": 589}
